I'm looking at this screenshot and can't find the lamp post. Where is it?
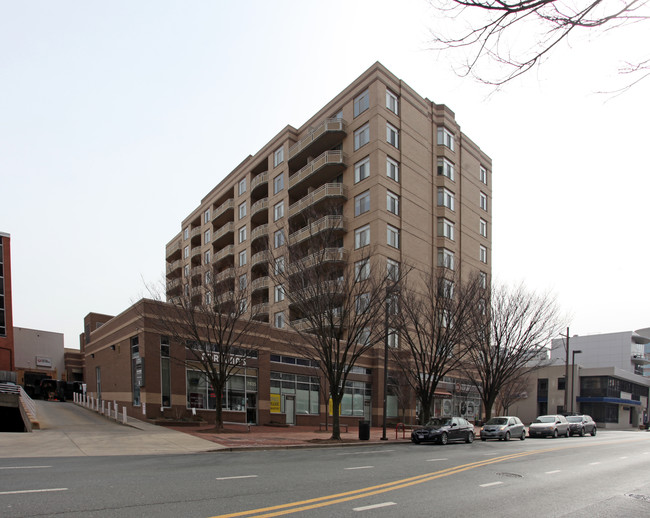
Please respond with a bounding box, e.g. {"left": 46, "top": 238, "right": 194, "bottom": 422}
{"left": 561, "top": 327, "right": 570, "bottom": 413}
{"left": 381, "top": 283, "right": 397, "bottom": 441}
{"left": 571, "top": 349, "right": 582, "bottom": 414}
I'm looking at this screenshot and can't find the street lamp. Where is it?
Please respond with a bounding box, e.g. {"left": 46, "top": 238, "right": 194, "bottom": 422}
{"left": 571, "top": 349, "right": 582, "bottom": 414}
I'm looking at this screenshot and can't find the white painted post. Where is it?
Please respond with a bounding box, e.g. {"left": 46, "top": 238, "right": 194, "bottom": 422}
{"left": 142, "top": 402, "right": 146, "bottom": 416}
{"left": 114, "top": 401, "right": 117, "bottom": 420}
{"left": 101, "top": 400, "right": 105, "bottom": 415}
{"left": 90, "top": 396, "right": 94, "bottom": 410}
{"left": 122, "top": 406, "right": 127, "bottom": 425}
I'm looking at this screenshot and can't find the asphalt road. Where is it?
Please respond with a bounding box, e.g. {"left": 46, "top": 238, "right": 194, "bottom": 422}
{"left": 2, "top": 413, "right": 650, "bottom": 517}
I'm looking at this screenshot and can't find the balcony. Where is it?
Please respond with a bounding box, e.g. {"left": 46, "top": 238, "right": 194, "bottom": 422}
{"left": 166, "top": 260, "right": 182, "bottom": 279}
{"left": 288, "top": 118, "right": 346, "bottom": 167}
{"left": 214, "top": 245, "right": 235, "bottom": 264}
{"left": 631, "top": 354, "right": 650, "bottom": 365}
{"left": 252, "top": 302, "right": 270, "bottom": 318}
{"left": 251, "top": 198, "right": 268, "bottom": 222}
{"left": 289, "top": 215, "right": 346, "bottom": 245}
{"left": 251, "top": 250, "right": 270, "bottom": 269}
{"left": 290, "top": 280, "right": 344, "bottom": 305}
{"left": 166, "top": 278, "right": 182, "bottom": 296}
{"left": 212, "top": 222, "right": 235, "bottom": 249}
{"left": 251, "top": 172, "right": 269, "bottom": 198}
{"left": 288, "top": 151, "right": 346, "bottom": 197}
{"left": 190, "top": 247, "right": 202, "bottom": 266}
{"left": 251, "top": 224, "right": 269, "bottom": 244}
{"left": 291, "top": 314, "right": 344, "bottom": 332}
{"left": 251, "top": 276, "right": 270, "bottom": 294}
{"left": 212, "top": 199, "right": 235, "bottom": 227}
{"left": 166, "top": 240, "right": 182, "bottom": 262}
{"left": 289, "top": 183, "right": 347, "bottom": 219}
{"left": 190, "top": 227, "right": 203, "bottom": 247}
{"left": 289, "top": 247, "right": 348, "bottom": 273}
{"left": 215, "top": 267, "right": 235, "bottom": 283}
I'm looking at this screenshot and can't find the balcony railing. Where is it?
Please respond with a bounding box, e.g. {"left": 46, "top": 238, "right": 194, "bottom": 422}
{"left": 166, "top": 278, "right": 182, "bottom": 295}
{"left": 288, "top": 118, "right": 346, "bottom": 161}
{"left": 251, "top": 250, "right": 270, "bottom": 268}
{"left": 288, "top": 215, "right": 346, "bottom": 245}
{"left": 251, "top": 198, "right": 268, "bottom": 217}
{"left": 251, "top": 276, "right": 270, "bottom": 292}
{"left": 289, "top": 150, "right": 346, "bottom": 190}
{"left": 214, "top": 245, "right": 235, "bottom": 263}
{"left": 631, "top": 354, "right": 650, "bottom": 365}
{"left": 213, "top": 222, "right": 235, "bottom": 241}
{"left": 251, "top": 224, "right": 269, "bottom": 242}
{"left": 212, "top": 199, "right": 235, "bottom": 222}
{"left": 215, "top": 267, "right": 235, "bottom": 283}
{"left": 166, "top": 240, "right": 182, "bottom": 261}
{"left": 289, "top": 183, "right": 347, "bottom": 218}
{"left": 291, "top": 314, "right": 343, "bottom": 332}
{"left": 251, "top": 172, "right": 269, "bottom": 191}
{"left": 288, "top": 247, "right": 348, "bottom": 273}
{"left": 166, "top": 260, "right": 182, "bottom": 279}
{"left": 252, "top": 302, "right": 270, "bottom": 316}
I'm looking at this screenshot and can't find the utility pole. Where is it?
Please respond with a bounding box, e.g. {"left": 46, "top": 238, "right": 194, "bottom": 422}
{"left": 563, "top": 327, "right": 570, "bottom": 413}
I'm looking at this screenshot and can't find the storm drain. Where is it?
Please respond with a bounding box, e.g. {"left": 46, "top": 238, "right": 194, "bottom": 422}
{"left": 496, "top": 472, "right": 523, "bottom": 478}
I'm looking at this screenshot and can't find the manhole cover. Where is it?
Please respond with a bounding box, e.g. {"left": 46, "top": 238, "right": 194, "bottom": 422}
{"left": 625, "top": 493, "right": 650, "bottom": 502}
{"left": 496, "top": 472, "right": 523, "bottom": 478}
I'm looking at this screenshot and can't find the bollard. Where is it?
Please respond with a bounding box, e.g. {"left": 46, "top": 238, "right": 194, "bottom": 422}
{"left": 122, "top": 406, "right": 127, "bottom": 425}
{"left": 142, "top": 402, "right": 146, "bottom": 415}
{"left": 101, "top": 400, "right": 105, "bottom": 415}
{"left": 114, "top": 401, "right": 117, "bottom": 420}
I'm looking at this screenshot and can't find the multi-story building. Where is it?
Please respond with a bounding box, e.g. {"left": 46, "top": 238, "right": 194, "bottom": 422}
{"left": 0, "top": 231, "right": 15, "bottom": 380}
{"left": 84, "top": 62, "right": 491, "bottom": 426}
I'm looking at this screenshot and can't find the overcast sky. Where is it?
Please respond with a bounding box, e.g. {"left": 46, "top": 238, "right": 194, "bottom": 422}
{"left": 2, "top": 1, "right": 648, "bottom": 349}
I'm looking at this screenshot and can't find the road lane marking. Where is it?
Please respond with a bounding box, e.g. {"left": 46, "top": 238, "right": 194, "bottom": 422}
{"left": 589, "top": 462, "right": 601, "bottom": 465}
{"left": 345, "top": 466, "right": 374, "bottom": 470}
{"left": 353, "top": 502, "right": 396, "bottom": 512}
{"left": 215, "top": 475, "right": 257, "bottom": 480}
{"left": 0, "top": 466, "right": 52, "bottom": 470}
{"left": 620, "top": 456, "right": 628, "bottom": 459}
{"left": 545, "top": 470, "right": 561, "bottom": 474}
{"left": 426, "top": 458, "right": 448, "bottom": 462}
{"left": 338, "top": 450, "right": 393, "bottom": 455}
{"left": 0, "top": 488, "right": 67, "bottom": 495}
{"left": 480, "top": 482, "right": 503, "bottom": 488}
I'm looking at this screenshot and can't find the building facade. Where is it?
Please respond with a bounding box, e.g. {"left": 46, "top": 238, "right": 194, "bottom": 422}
{"left": 14, "top": 327, "right": 65, "bottom": 397}
{"left": 84, "top": 63, "right": 492, "bottom": 426}
{"left": 0, "top": 232, "right": 15, "bottom": 379}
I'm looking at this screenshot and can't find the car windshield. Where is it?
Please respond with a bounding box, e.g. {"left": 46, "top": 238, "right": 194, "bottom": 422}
{"left": 566, "top": 416, "right": 582, "bottom": 423}
{"left": 485, "top": 418, "right": 508, "bottom": 425}
{"left": 426, "top": 418, "right": 452, "bottom": 427}
{"left": 534, "top": 416, "right": 556, "bottom": 423}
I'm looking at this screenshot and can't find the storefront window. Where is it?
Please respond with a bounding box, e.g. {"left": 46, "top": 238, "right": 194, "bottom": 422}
{"left": 186, "top": 369, "right": 257, "bottom": 411}
{"left": 340, "top": 381, "right": 371, "bottom": 416}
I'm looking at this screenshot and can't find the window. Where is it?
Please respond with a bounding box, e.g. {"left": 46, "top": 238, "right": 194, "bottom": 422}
{"left": 239, "top": 201, "right": 247, "bottom": 220}
{"left": 437, "top": 188, "right": 455, "bottom": 211}
{"left": 480, "top": 218, "right": 488, "bottom": 238}
{"left": 183, "top": 246, "right": 189, "bottom": 259}
{"left": 274, "top": 284, "right": 285, "bottom": 303}
{"left": 274, "top": 311, "right": 285, "bottom": 328}
{"left": 480, "top": 192, "right": 488, "bottom": 211}
{"left": 386, "top": 157, "right": 399, "bottom": 182}
{"left": 274, "top": 146, "right": 284, "bottom": 167}
{"left": 184, "top": 264, "right": 190, "bottom": 277}
{"left": 239, "top": 274, "right": 247, "bottom": 290}
{"left": 355, "top": 259, "right": 370, "bottom": 281}
{"left": 437, "top": 158, "right": 455, "bottom": 181}
{"left": 204, "top": 250, "right": 211, "bottom": 264}
{"left": 238, "top": 225, "right": 247, "bottom": 243}
{"left": 274, "top": 256, "right": 285, "bottom": 274}
{"left": 356, "top": 293, "right": 370, "bottom": 314}
{"left": 438, "top": 248, "right": 455, "bottom": 270}
{"left": 386, "top": 90, "right": 398, "bottom": 114}
{"left": 353, "top": 89, "right": 369, "bottom": 117}
{"left": 388, "top": 329, "right": 399, "bottom": 348}
{"left": 204, "top": 229, "right": 211, "bottom": 244}
{"left": 387, "top": 225, "right": 399, "bottom": 249}
{"left": 204, "top": 209, "right": 210, "bottom": 224}
{"left": 441, "top": 279, "right": 454, "bottom": 299}
{"left": 205, "top": 292, "right": 212, "bottom": 305}
{"left": 239, "top": 178, "right": 247, "bottom": 196}
{"left": 438, "top": 218, "right": 455, "bottom": 240}
{"left": 354, "top": 124, "right": 370, "bottom": 150}
{"left": 183, "top": 227, "right": 189, "bottom": 240}
{"left": 354, "top": 157, "right": 370, "bottom": 183}
{"left": 387, "top": 259, "right": 399, "bottom": 281}
{"left": 480, "top": 245, "right": 488, "bottom": 264}
{"left": 437, "top": 127, "right": 455, "bottom": 150}
{"left": 355, "top": 191, "right": 370, "bottom": 216}
{"left": 386, "top": 123, "right": 399, "bottom": 148}
{"left": 239, "top": 298, "right": 247, "bottom": 313}
{"left": 205, "top": 270, "right": 211, "bottom": 284}
{"left": 479, "top": 271, "right": 487, "bottom": 289}
{"left": 355, "top": 225, "right": 370, "bottom": 249}
{"left": 274, "top": 174, "right": 284, "bottom": 194}
{"left": 186, "top": 369, "right": 257, "bottom": 411}
{"left": 358, "top": 328, "right": 371, "bottom": 346}
{"left": 558, "top": 377, "right": 566, "bottom": 391}
{"left": 239, "top": 249, "right": 247, "bottom": 266}
{"left": 160, "top": 336, "right": 171, "bottom": 407}
{"left": 333, "top": 109, "right": 343, "bottom": 119}
{"left": 387, "top": 191, "right": 399, "bottom": 215}
{"left": 480, "top": 166, "right": 488, "bottom": 185}
{"left": 274, "top": 229, "right": 285, "bottom": 248}
{"left": 270, "top": 371, "right": 319, "bottom": 415}
{"left": 274, "top": 201, "right": 284, "bottom": 221}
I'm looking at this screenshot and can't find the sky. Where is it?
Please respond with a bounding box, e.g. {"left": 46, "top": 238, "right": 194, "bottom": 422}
{"left": 1, "top": 1, "right": 648, "bottom": 349}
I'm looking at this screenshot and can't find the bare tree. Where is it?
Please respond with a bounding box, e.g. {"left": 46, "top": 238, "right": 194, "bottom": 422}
{"left": 392, "top": 269, "right": 483, "bottom": 425}
{"left": 147, "top": 260, "right": 261, "bottom": 430}
{"left": 495, "top": 375, "right": 530, "bottom": 416}
{"left": 464, "top": 282, "right": 565, "bottom": 420}
{"left": 270, "top": 208, "right": 404, "bottom": 440}
{"left": 428, "top": 0, "right": 650, "bottom": 90}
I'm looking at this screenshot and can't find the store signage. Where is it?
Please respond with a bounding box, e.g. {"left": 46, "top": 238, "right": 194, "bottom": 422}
{"left": 270, "top": 393, "right": 281, "bottom": 413}
{"left": 35, "top": 356, "right": 52, "bottom": 368}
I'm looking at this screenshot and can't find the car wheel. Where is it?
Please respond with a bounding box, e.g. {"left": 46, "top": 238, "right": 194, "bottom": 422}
{"left": 466, "top": 432, "right": 474, "bottom": 444}
{"left": 520, "top": 431, "right": 526, "bottom": 440}
{"left": 591, "top": 427, "right": 597, "bottom": 436}
{"left": 579, "top": 427, "right": 585, "bottom": 437}
{"left": 411, "top": 438, "right": 420, "bottom": 444}
{"left": 439, "top": 432, "right": 448, "bottom": 445}
{"left": 481, "top": 437, "right": 487, "bottom": 441}
{"left": 504, "top": 431, "right": 510, "bottom": 441}
{"left": 553, "top": 429, "right": 558, "bottom": 438}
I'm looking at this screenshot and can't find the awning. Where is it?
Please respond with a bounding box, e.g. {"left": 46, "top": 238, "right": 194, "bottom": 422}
{"left": 576, "top": 396, "right": 641, "bottom": 406}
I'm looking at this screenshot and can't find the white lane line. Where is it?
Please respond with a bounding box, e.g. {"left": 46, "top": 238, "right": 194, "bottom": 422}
{"left": 345, "top": 466, "right": 374, "bottom": 470}
{"left": 426, "top": 458, "right": 448, "bottom": 462}
{"left": 620, "top": 456, "right": 628, "bottom": 459}
{"left": 338, "top": 450, "right": 394, "bottom": 455}
{"left": 589, "top": 462, "right": 601, "bottom": 466}
{"left": 215, "top": 475, "right": 258, "bottom": 480}
{"left": 480, "top": 481, "right": 503, "bottom": 488}
{"left": 483, "top": 453, "right": 499, "bottom": 456}
{"left": 0, "top": 466, "right": 52, "bottom": 470}
{"left": 545, "top": 470, "right": 562, "bottom": 474}
{"left": 354, "top": 502, "right": 397, "bottom": 512}
{"left": 0, "top": 488, "right": 67, "bottom": 495}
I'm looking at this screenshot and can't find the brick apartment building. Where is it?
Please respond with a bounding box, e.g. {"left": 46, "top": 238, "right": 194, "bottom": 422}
{"left": 83, "top": 63, "right": 491, "bottom": 426}
{"left": 0, "top": 232, "right": 15, "bottom": 378}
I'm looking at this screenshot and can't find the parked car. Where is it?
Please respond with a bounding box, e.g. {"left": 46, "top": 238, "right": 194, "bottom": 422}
{"left": 411, "top": 417, "right": 475, "bottom": 445}
{"left": 480, "top": 416, "right": 526, "bottom": 441}
{"left": 566, "top": 415, "right": 597, "bottom": 436}
{"left": 528, "top": 414, "right": 570, "bottom": 438}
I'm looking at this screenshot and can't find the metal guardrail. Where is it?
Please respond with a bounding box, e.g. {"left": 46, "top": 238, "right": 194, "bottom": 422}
{"left": 0, "top": 383, "right": 37, "bottom": 422}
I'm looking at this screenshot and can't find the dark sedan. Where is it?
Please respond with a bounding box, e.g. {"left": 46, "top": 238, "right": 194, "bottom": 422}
{"left": 567, "top": 415, "right": 597, "bottom": 436}
{"left": 411, "top": 417, "right": 475, "bottom": 445}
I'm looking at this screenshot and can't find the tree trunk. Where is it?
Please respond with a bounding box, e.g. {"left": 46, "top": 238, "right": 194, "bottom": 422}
{"left": 418, "top": 393, "right": 434, "bottom": 425}
{"left": 214, "top": 388, "right": 224, "bottom": 430}
{"left": 330, "top": 394, "right": 342, "bottom": 440}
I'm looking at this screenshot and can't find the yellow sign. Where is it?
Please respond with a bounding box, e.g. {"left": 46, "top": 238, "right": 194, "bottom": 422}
{"left": 270, "top": 393, "right": 281, "bottom": 413}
